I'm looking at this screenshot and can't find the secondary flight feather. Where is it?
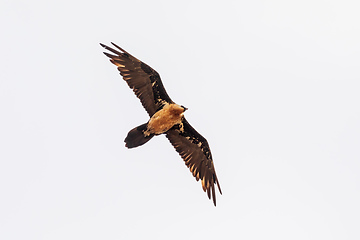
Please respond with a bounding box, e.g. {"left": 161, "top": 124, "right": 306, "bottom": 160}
{"left": 100, "top": 42, "right": 222, "bottom": 206}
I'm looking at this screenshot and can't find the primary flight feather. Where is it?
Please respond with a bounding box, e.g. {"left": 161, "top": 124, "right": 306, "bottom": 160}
{"left": 100, "top": 42, "right": 222, "bottom": 206}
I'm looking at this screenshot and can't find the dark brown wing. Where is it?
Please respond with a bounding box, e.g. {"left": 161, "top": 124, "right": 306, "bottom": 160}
{"left": 100, "top": 42, "right": 173, "bottom": 116}
{"left": 166, "top": 118, "right": 222, "bottom": 206}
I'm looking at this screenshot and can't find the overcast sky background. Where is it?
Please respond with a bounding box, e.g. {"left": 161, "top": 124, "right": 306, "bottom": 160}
{"left": 1, "top": 0, "right": 360, "bottom": 239}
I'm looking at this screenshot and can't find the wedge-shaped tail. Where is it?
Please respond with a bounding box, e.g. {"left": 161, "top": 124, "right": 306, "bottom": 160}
{"left": 125, "top": 123, "right": 154, "bottom": 148}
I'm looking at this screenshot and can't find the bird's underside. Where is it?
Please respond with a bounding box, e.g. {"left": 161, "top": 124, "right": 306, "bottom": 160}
{"left": 100, "top": 42, "right": 222, "bottom": 206}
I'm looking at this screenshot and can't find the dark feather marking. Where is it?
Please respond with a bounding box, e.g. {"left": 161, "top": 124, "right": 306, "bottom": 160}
{"left": 176, "top": 119, "right": 213, "bottom": 162}
{"left": 140, "top": 62, "right": 171, "bottom": 109}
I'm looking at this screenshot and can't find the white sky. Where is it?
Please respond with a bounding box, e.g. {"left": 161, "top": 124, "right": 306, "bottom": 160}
{"left": 1, "top": 0, "right": 360, "bottom": 239}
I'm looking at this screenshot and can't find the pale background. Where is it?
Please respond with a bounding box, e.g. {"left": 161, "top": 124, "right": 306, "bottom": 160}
{"left": 1, "top": 0, "right": 360, "bottom": 239}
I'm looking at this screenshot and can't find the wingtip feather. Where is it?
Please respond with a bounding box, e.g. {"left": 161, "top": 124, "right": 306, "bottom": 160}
{"left": 215, "top": 175, "right": 222, "bottom": 195}
{"left": 111, "top": 42, "right": 128, "bottom": 53}
{"left": 212, "top": 186, "right": 217, "bottom": 206}
{"left": 100, "top": 43, "right": 124, "bottom": 56}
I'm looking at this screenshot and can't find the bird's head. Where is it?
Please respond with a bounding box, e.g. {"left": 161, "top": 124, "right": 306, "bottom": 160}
{"left": 181, "top": 105, "right": 188, "bottom": 112}
{"left": 170, "top": 104, "right": 188, "bottom": 115}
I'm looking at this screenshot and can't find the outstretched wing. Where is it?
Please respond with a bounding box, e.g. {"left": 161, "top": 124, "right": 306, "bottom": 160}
{"left": 166, "top": 118, "right": 222, "bottom": 206}
{"left": 100, "top": 42, "right": 173, "bottom": 116}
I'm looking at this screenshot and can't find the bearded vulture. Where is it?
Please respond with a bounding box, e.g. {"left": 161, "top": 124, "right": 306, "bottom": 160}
{"left": 100, "top": 42, "right": 222, "bottom": 206}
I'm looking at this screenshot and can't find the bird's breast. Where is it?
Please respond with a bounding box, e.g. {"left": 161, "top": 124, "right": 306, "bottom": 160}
{"left": 146, "top": 105, "right": 183, "bottom": 135}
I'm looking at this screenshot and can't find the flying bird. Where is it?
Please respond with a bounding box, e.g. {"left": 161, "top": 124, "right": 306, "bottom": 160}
{"left": 100, "top": 42, "right": 222, "bottom": 206}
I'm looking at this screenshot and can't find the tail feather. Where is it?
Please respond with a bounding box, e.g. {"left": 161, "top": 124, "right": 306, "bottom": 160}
{"left": 125, "top": 123, "right": 154, "bottom": 148}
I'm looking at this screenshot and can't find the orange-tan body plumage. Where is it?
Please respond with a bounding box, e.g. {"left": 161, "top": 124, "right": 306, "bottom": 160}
{"left": 145, "top": 104, "right": 185, "bottom": 136}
